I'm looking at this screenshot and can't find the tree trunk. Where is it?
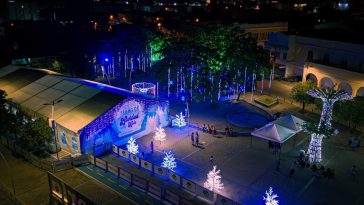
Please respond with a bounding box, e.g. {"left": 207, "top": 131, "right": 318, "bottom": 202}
{"left": 307, "top": 133, "right": 323, "bottom": 163}
{"left": 302, "top": 101, "right": 305, "bottom": 111}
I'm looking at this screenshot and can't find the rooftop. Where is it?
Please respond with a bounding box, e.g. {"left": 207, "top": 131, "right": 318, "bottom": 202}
{"left": 0, "top": 65, "right": 146, "bottom": 133}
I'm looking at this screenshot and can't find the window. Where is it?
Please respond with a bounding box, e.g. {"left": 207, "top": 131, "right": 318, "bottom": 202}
{"left": 61, "top": 132, "right": 67, "bottom": 145}
{"left": 307, "top": 50, "right": 313, "bottom": 61}
{"left": 283, "top": 52, "right": 287, "bottom": 60}
{"left": 72, "top": 137, "right": 78, "bottom": 151}
{"left": 323, "top": 54, "right": 330, "bottom": 64}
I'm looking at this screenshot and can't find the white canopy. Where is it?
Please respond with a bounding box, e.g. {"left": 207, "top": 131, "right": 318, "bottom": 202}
{"left": 273, "top": 114, "right": 305, "bottom": 132}
{"left": 251, "top": 115, "right": 305, "bottom": 144}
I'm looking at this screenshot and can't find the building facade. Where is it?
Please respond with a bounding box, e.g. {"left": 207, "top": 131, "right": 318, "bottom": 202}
{"left": 0, "top": 65, "right": 169, "bottom": 156}
{"left": 285, "top": 34, "right": 364, "bottom": 96}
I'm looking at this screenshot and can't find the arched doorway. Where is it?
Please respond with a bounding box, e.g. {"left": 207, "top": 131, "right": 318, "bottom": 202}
{"left": 338, "top": 82, "right": 352, "bottom": 95}
{"left": 320, "top": 77, "right": 334, "bottom": 89}
{"left": 305, "top": 73, "right": 318, "bottom": 86}
{"left": 357, "top": 87, "right": 364, "bottom": 96}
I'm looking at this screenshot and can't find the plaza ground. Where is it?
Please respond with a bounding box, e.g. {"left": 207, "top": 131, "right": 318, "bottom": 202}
{"left": 102, "top": 93, "right": 364, "bottom": 205}
{"left": 1, "top": 79, "right": 363, "bottom": 205}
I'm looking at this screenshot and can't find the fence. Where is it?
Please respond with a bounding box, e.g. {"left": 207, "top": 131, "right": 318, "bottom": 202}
{"left": 88, "top": 145, "right": 242, "bottom": 205}
{"left": 0, "top": 135, "right": 90, "bottom": 172}
{"left": 48, "top": 172, "right": 96, "bottom": 205}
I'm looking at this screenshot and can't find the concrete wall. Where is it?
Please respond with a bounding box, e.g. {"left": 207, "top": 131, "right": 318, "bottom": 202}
{"left": 286, "top": 35, "right": 364, "bottom": 78}
{"left": 303, "top": 62, "right": 364, "bottom": 96}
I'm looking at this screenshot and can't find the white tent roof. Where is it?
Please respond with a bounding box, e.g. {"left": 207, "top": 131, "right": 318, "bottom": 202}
{"left": 251, "top": 123, "right": 297, "bottom": 143}
{"left": 251, "top": 115, "right": 305, "bottom": 143}
{"left": 273, "top": 114, "right": 305, "bottom": 132}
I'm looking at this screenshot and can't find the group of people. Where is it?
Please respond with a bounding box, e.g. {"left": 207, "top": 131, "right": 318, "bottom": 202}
{"left": 310, "top": 164, "right": 335, "bottom": 179}
{"left": 191, "top": 132, "right": 200, "bottom": 146}
{"left": 224, "top": 126, "right": 233, "bottom": 136}
{"left": 268, "top": 141, "right": 281, "bottom": 155}
{"left": 202, "top": 124, "right": 217, "bottom": 136}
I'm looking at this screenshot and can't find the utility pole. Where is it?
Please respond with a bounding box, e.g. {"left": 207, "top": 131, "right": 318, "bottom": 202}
{"left": 43, "top": 99, "right": 63, "bottom": 160}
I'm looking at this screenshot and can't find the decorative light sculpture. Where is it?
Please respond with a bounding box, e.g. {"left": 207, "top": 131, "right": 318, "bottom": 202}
{"left": 263, "top": 187, "right": 279, "bottom": 205}
{"left": 127, "top": 137, "right": 139, "bottom": 155}
{"left": 154, "top": 126, "right": 166, "bottom": 144}
{"left": 306, "top": 88, "right": 352, "bottom": 163}
{"left": 204, "top": 165, "right": 224, "bottom": 193}
{"left": 173, "top": 112, "right": 186, "bottom": 128}
{"left": 161, "top": 150, "right": 177, "bottom": 171}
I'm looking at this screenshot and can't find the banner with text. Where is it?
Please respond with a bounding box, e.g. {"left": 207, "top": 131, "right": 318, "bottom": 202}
{"left": 169, "top": 171, "right": 181, "bottom": 185}
{"left": 153, "top": 164, "right": 167, "bottom": 177}
{"left": 196, "top": 184, "right": 214, "bottom": 202}
{"left": 130, "top": 154, "right": 140, "bottom": 166}
{"left": 112, "top": 144, "right": 118, "bottom": 155}
{"left": 119, "top": 148, "right": 129, "bottom": 159}
{"left": 141, "top": 159, "right": 153, "bottom": 172}
{"left": 182, "top": 178, "right": 196, "bottom": 194}
{"left": 216, "top": 194, "right": 235, "bottom": 205}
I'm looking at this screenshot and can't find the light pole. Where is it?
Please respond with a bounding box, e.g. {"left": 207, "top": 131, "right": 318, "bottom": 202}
{"left": 186, "top": 102, "right": 190, "bottom": 137}
{"left": 0, "top": 151, "right": 16, "bottom": 203}
{"left": 43, "top": 99, "right": 63, "bottom": 160}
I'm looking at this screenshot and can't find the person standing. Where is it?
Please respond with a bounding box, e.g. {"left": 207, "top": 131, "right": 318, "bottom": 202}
{"left": 209, "top": 155, "right": 214, "bottom": 166}
{"left": 191, "top": 132, "right": 195, "bottom": 145}
{"left": 150, "top": 141, "right": 154, "bottom": 153}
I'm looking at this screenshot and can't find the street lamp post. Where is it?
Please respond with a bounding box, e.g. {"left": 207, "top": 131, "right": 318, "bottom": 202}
{"left": 43, "top": 99, "right": 63, "bottom": 160}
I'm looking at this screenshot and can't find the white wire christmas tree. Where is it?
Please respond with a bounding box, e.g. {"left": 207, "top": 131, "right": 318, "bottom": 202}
{"left": 263, "top": 187, "right": 279, "bottom": 205}
{"left": 127, "top": 137, "right": 139, "bottom": 155}
{"left": 306, "top": 88, "right": 352, "bottom": 163}
{"left": 154, "top": 126, "right": 166, "bottom": 144}
{"left": 175, "top": 112, "right": 186, "bottom": 128}
{"left": 161, "top": 150, "right": 177, "bottom": 171}
{"left": 204, "top": 165, "right": 224, "bottom": 193}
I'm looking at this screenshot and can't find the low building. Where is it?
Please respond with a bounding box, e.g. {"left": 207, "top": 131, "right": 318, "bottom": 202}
{"left": 285, "top": 29, "right": 364, "bottom": 96}
{"left": 0, "top": 65, "right": 169, "bottom": 156}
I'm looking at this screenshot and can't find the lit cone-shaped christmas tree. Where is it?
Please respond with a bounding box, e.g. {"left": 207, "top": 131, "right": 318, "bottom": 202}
{"left": 127, "top": 137, "right": 139, "bottom": 155}
{"left": 175, "top": 112, "right": 186, "bottom": 128}
{"left": 161, "top": 150, "right": 176, "bottom": 171}
{"left": 154, "top": 126, "right": 166, "bottom": 145}
{"left": 204, "top": 165, "right": 224, "bottom": 193}
{"left": 263, "top": 187, "right": 279, "bottom": 205}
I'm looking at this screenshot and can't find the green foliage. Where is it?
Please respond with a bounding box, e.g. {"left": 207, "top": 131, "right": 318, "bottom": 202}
{"left": 51, "top": 60, "right": 63, "bottom": 72}
{"left": 21, "top": 118, "right": 52, "bottom": 153}
{"left": 148, "top": 33, "right": 170, "bottom": 62}
{"left": 152, "top": 24, "right": 272, "bottom": 103}
{"left": 302, "top": 120, "right": 335, "bottom": 137}
{"left": 334, "top": 96, "right": 364, "bottom": 128}
{"left": 290, "top": 81, "right": 316, "bottom": 110}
